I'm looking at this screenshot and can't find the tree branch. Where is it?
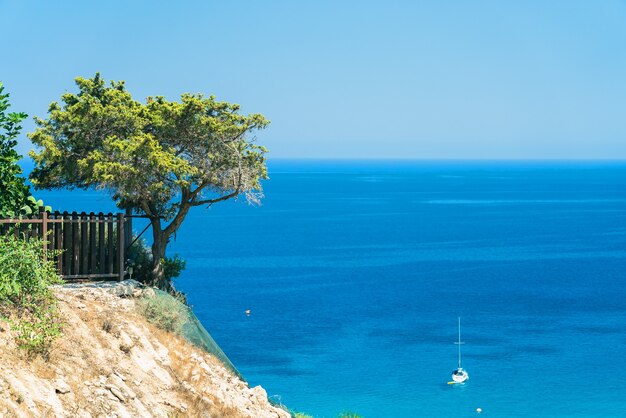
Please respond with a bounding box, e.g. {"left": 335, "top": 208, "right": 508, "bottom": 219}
{"left": 162, "top": 188, "right": 192, "bottom": 237}
{"left": 192, "top": 189, "right": 239, "bottom": 207}
{"left": 189, "top": 179, "right": 210, "bottom": 199}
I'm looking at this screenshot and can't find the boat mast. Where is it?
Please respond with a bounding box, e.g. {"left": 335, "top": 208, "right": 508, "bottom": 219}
{"left": 455, "top": 317, "right": 465, "bottom": 369}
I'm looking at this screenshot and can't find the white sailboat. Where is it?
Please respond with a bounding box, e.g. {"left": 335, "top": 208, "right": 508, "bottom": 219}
{"left": 449, "top": 317, "right": 469, "bottom": 384}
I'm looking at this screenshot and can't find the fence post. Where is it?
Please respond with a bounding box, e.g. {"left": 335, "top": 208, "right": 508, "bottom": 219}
{"left": 125, "top": 208, "right": 132, "bottom": 251}
{"left": 54, "top": 211, "right": 63, "bottom": 273}
{"left": 62, "top": 211, "right": 71, "bottom": 276}
{"left": 80, "top": 212, "right": 89, "bottom": 275}
{"left": 117, "top": 213, "right": 125, "bottom": 282}
{"left": 98, "top": 213, "right": 105, "bottom": 274}
{"left": 41, "top": 211, "right": 48, "bottom": 262}
{"left": 71, "top": 211, "right": 79, "bottom": 275}
{"left": 89, "top": 213, "right": 96, "bottom": 273}
{"left": 107, "top": 213, "right": 114, "bottom": 274}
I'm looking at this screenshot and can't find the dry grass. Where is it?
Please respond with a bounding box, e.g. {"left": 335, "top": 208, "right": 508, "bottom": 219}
{"left": 31, "top": 357, "right": 56, "bottom": 380}
{"left": 147, "top": 325, "right": 244, "bottom": 418}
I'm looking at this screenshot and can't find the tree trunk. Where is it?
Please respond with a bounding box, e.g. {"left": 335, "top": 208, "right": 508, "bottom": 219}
{"left": 150, "top": 237, "right": 169, "bottom": 290}
{"left": 149, "top": 218, "right": 170, "bottom": 291}
{"left": 146, "top": 202, "right": 192, "bottom": 292}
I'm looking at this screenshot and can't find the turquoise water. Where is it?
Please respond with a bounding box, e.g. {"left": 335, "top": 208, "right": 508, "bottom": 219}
{"left": 36, "top": 161, "right": 626, "bottom": 417}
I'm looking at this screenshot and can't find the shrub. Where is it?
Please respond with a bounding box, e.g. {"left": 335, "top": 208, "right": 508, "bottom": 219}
{"left": 12, "top": 303, "right": 61, "bottom": 356}
{"left": 126, "top": 236, "right": 186, "bottom": 285}
{"left": 0, "top": 234, "right": 60, "bottom": 301}
{"left": 136, "top": 292, "right": 187, "bottom": 334}
{"left": 0, "top": 82, "right": 49, "bottom": 217}
{"left": 0, "top": 234, "right": 62, "bottom": 357}
{"left": 101, "top": 316, "right": 113, "bottom": 333}
{"left": 337, "top": 413, "right": 362, "bottom": 418}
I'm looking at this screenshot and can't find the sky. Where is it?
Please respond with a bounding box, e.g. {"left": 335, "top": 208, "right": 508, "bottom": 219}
{"left": 1, "top": 0, "right": 625, "bottom": 159}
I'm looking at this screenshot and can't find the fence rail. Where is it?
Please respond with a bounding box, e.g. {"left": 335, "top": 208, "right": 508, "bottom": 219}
{"left": 0, "top": 211, "right": 132, "bottom": 281}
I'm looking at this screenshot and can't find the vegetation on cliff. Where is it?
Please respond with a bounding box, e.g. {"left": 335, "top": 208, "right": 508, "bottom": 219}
{"left": 0, "top": 235, "right": 62, "bottom": 357}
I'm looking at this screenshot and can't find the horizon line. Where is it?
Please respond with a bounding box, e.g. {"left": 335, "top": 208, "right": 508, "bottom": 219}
{"left": 265, "top": 157, "right": 626, "bottom": 162}
{"left": 17, "top": 157, "right": 626, "bottom": 168}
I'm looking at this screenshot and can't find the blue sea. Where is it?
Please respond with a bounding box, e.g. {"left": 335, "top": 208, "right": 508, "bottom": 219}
{"left": 35, "top": 160, "right": 626, "bottom": 417}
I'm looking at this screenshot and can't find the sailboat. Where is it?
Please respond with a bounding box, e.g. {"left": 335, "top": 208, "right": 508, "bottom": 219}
{"left": 448, "top": 317, "right": 469, "bottom": 384}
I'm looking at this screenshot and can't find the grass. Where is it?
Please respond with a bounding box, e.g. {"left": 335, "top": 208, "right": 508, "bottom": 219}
{"left": 135, "top": 292, "right": 187, "bottom": 334}
{"left": 150, "top": 325, "right": 244, "bottom": 417}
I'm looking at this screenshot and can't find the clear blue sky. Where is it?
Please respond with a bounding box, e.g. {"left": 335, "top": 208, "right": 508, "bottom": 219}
{"left": 2, "top": 0, "right": 625, "bottom": 159}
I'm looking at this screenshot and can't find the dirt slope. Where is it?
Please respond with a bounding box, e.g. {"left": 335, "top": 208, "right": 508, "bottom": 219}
{"left": 0, "top": 282, "right": 290, "bottom": 418}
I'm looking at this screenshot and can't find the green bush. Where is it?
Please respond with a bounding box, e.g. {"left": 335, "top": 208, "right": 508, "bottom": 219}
{"left": 136, "top": 293, "right": 187, "bottom": 334}
{"left": 126, "top": 236, "right": 186, "bottom": 284}
{"left": 0, "top": 82, "right": 49, "bottom": 217}
{"left": 0, "top": 234, "right": 63, "bottom": 357}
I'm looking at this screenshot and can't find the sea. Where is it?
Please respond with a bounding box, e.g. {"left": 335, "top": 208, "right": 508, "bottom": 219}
{"left": 32, "top": 160, "right": 626, "bottom": 418}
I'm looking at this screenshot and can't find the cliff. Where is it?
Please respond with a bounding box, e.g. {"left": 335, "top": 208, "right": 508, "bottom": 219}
{"left": 0, "top": 281, "right": 290, "bottom": 418}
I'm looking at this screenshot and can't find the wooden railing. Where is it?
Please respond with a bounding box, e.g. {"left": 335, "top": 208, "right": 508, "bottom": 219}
{"left": 0, "top": 211, "right": 132, "bottom": 281}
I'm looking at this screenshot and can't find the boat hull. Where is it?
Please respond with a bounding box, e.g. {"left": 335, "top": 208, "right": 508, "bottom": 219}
{"left": 451, "top": 368, "right": 469, "bottom": 383}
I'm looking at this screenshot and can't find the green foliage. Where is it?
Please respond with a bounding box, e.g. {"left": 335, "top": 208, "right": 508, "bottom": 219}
{"left": 162, "top": 253, "right": 186, "bottom": 281}
{"left": 21, "top": 195, "right": 51, "bottom": 215}
{"left": 0, "top": 234, "right": 63, "bottom": 357}
{"left": 12, "top": 302, "right": 62, "bottom": 356}
{"left": 0, "top": 234, "right": 61, "bottom": 301}
{"left": 294, "top": 413, "right": 314, "bottom": 418}
{"left": 30, "top": 73, "right": 269, "bottom": 288}
{"left": 29, "top": 73, "right": 270, "bottom": 215}
{"left": 125, "top": 237, "right": 153, "bottom": 281}
{"left": 136, "top": 293, "right": 187, "bottom": 334}
{"left": 126, "top": 236, "right": 186, "bottom": 283}
{"left": 0, "top": 82, "right": 42, "bottom": 217}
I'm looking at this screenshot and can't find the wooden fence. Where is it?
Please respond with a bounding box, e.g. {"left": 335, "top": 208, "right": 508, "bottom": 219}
{"left": 0, "top": 211, "right": 132, "bottom": 281}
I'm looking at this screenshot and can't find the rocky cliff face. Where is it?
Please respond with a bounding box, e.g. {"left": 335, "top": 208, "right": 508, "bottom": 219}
{"left": 0, "top": 282, "right": 290, "bottom": 418}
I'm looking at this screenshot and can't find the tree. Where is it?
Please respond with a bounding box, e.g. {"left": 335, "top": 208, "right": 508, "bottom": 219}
{"left": 29, "top": 74, "right": 269, "bottom": 290}
{"left": 0, "top": 82, "right": 42, "bottom": 217}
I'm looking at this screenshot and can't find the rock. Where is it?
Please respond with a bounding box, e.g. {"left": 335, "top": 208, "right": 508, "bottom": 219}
{"left": 125, "top": 386, "right": 137, "bottom": 400}
{"left": 251, "top": 385, "right": 268, "bottom": 401}
{"left": 162, "top": 398, "right": 187, "bottom": 412}
{"left": 56, "top": 279, "right": 144, "bottom": 298}
{"left": 190, "top": 370, "right": 200, "bottom": 382}
{"left": 113, "top": 370, "right": 127, "bottom": 381}
{"left": 54, "top": 379, "right": 72, "bottom": 394}
{"left": 106, "top": 384, "right": 126, "bottom": 403}
{"left": 181, "top": 381, "right": 197, "bottom": 394}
